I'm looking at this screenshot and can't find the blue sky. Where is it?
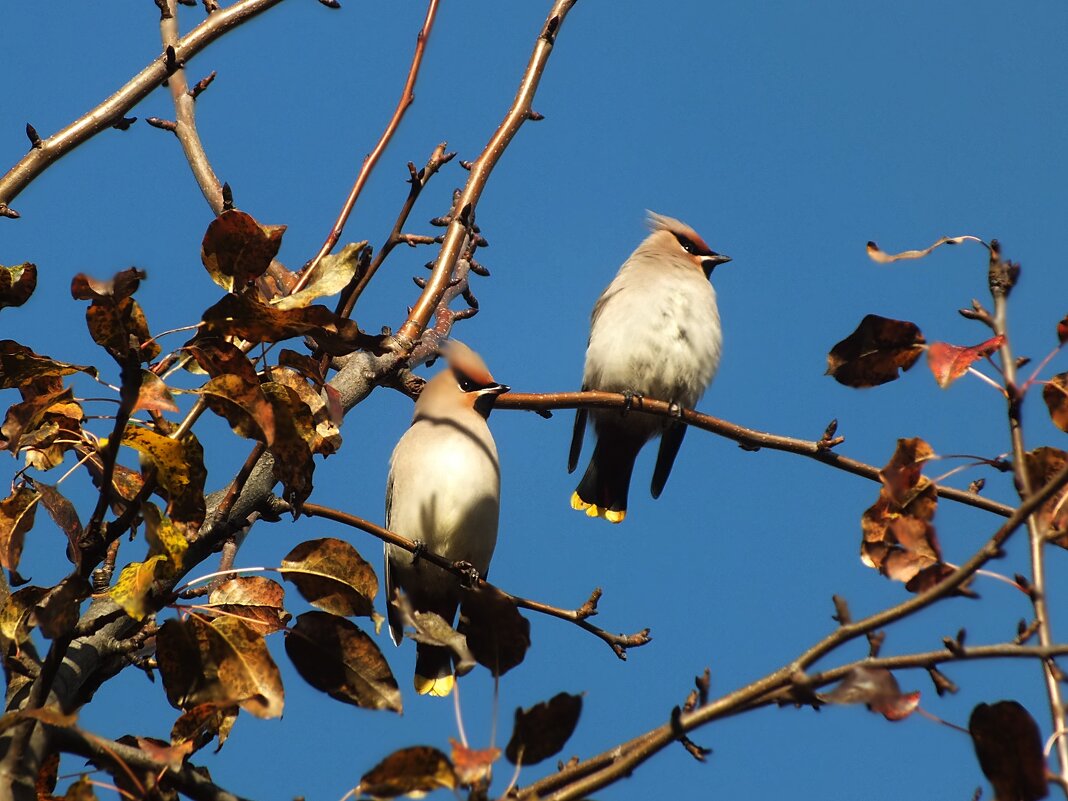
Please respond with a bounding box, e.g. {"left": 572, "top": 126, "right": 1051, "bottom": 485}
{"left": 4, "top": 2, "right": 1068, "bottom": 799}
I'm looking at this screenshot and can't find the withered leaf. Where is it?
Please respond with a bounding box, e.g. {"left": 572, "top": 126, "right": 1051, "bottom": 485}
{"left": 357, "top": 746, "right": 457, "bottom": 799}
{"left": 505, "top": 692, "right": 583, "bottom": 766}
{"left": 1058, "top": 315, "right": 1068, "bottom": 346}
{"left": 170, "top": 702, "right": 239, "bottom": 755}
{"left": 0, "top": 585, "right": 49, "bottom": 649}
{"left": 0, "top": 485, "right": 39, "bottom": 574}
{"left": 157, "top": 617, "right": 230, "bottom": 711}
{"left": 278, "top": 348, "right": 326, "bottom": 385}
{"left": 201, "top": 209, "right": 286, "bottom": 292}
{"left": 270, "top": 368, "right": 340, "bottom": 455}
{"left": 927, "top": 335, "right": 1004, "bottom": 389}
{"left": 0, "top": 386, "right": 78, "bottom": 454}
{"left": 819, "top": 665, "right": 920, "bottom": 721}
{"left": 395, "top": 601, "right": 476, "bottom": 677}
{"left": 185, "top": 339, "right": 260, "bottom": 384}
{"left": 280, "top": 537, "right": 377, "bottom": 617}
{"left": 120, "top": 425, "right": 206, "bottom": 530}
{"left": 201, "top": 292, "right": 376, "bottom": 355}
{"left": 60, "top": 776, "right": 98, "bottom": 800}
{"left": 970, "top": 701, "right": 1048, "bottom": 801}
{"left": 133, "top": 370, "right": 179, "bottom": 413}
{"left": 110, "top": 555, "right": 171, "bottom": 620}
{"left": 826, "top": 315, "right": 925, "bottom": 388}
{"left": 200, "top": 374, "right": 276, "bottom": 445}
{"left": 272, "top": 241, "right": 367, "bottom": 310}
{"left": 70, "top": 267, "right": 145, "bottom": 301}
{"left": 85, "top": 296, "right": 159, "bottom": 363}
{"left": 35, "top": 575, "right": 90, "bottom": 639}
{"left": 1042, "top": 373, "right": 1068, "bottom": 433}
{"left": 1023, "top": 447, "right": 1068, "bottom": 548}
{"left": 458, "top": 583, "right": 530, "bottom": 677}
{"left": 0, "top": 341, "right": 96, "bottom": 389}
{"left": 209, "top": 616, "right": 285, "bottom": 719}
{"left": 0, "top": 263, "right": 37, "bottom": 310}
{"left": 134, "top": 736, "right": 193, "bottom": 772}
{"left": 35, "top": 482, "right": 82, "bottom": 568}
{"left": 866, "top": 235, "right": 981, "bottom": 264}
{"left": 143, "top": 503, "right": 188, "bottom": 569}
{"left": 285, "top": 611, "right": 401, "bottom": 713}
{"left": 263, "top": 381, "right": 315, "bottom": 507}
{"left": 449, "top": 739, "right": 500, "bottom": 788}
{"left": 208, "top": 576, "right": 291, "bottom": 635}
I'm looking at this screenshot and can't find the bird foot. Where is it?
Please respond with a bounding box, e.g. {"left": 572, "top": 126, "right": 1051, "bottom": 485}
{"left": 454, "top": 560, "right": 481, "bottom": 588}
{"left": 411, "top": 542, "right": 428, "bottom": 564}
{"left": 668, "top": 400, "right": 683, "bottom": 419}
{"left": 622, "top": 390, "right": 644, "bottom": 415}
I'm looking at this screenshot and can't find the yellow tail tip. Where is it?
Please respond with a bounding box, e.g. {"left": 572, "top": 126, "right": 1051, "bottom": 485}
{"left": 570, "top": 493, "right": 625, "bottom": 523}
{"left": 415, "top": 673, "right": 455, "bottom": 697}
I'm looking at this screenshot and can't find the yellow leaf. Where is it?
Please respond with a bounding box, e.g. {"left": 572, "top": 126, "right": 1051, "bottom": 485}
{"left": 110, "top": 555, "right": 170, "bottom": 620}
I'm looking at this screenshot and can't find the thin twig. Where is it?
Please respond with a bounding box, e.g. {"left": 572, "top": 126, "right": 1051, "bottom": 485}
{"left": 497, "top": 390, "right": 1015, "bottom": 518}
{"left": 300, "top": 502, "right": 649, "bottom": 657}
{"left": 296, "top": 0, "right": 441, "bottom": 292}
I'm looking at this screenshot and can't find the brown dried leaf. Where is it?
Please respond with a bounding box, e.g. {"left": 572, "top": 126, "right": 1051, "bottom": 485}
{"left": 272, "top": 242, "right": 367, "bottom": 310}
{"left": 135, "top": 736, "right": 193, "bottom": 772}
{"left": 157, "top": 617, "right": 230, "bottom": 711}
{"left": 208, "top": 576, "right": 291, "bottom": 635}
{"left": 185, "top": 339, "right": 261, "bottom": 383}
{"left": 285, "top": 611, "right": 401, "bottom": 713}
{"left": 927, "top": 335, "right": 1004, "bottom": 389}
{"left": 110, "top": 555, "right": 171, "bottom": 620}
{"left": 866, "top": 235, "right": 981, "bottom": 263}
{"left": 0, "top": 263, "right": 37, "bottom": 310}
{"left": 170, "top": 702, "right": 239, "bottom": 755}
{"left": 449, "top": 739, "right": 499, "bottom": 788}
{"left": 1023, "top": 447, "right": 1068, "bottom": 548}
{"left": 85, "top": 296, "right": 159, "bottom": 363}
{"left": 827, "top": 315, "right": 925, "bottom": 387}
{"left": 270, "top": 368, "right": 340, "bottom": 455}
{"left": 357, "top": 746, "right": 457, "bottom": 799}
{"left": 201, "top": 209, "right": 285, "bottom": 292}
{"left": 820, "top": 665, "right": 920, "bottom": 721}
{"left": 280, "top": 537, "right": 377, "bottom": 617}
{"left": 35, "top": 575, "right": 90, "bottom": 639}
{"left": 1042, "top": 373, "right": 1068, "bottom": 433}
{"left": 0, "top": 341, "right": 96, "bottom": 389}
{"left": 278, "top": 349, "right": 326, "bottom": 385}
{"left": 394, "top": 601, "right": 476, "bottom": 677}
{"left": 505, "top": 692, "right": 584, "bottom": 766}
{"left": 209, "top": 616, "right": 285, "bottom": 719}
{"left": 0, "top": 485, "right": 38, "bottom": 574}
{"left": 201, "top": 292, "right": 376, "bottom": 355}
{"left": 34, "top": 483, "right": 82, "bottom": 568}
{"left": 70, "top": 267, "right": 145, "bottom": 301}
{"left": 970, "top": 701, "right": 1048, "bottom": 801}
{"left": 121, "top": 425, "right": 206, "bottom": 530}
{"left": 261, "top": 382, "right": 315, "bottom": 508}
{"left": 458, "top": 583, "right": 531, "bottom": 677}
{"left": 0, "top": 585, "right": 49, "bottom": 649}
{"left": 133, "top": 370, "right": 179, "bottom": 413}
{"left": 200, "top": 374, "right": 276, "bottom": 445}
{"left": 0, "top": 386, "right": 77, "bottom": 453}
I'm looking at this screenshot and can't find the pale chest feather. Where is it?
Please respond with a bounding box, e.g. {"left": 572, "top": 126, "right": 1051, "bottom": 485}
{"left": 386, "top": 417, "right": 500, "bottom": 574}
{"left": 583, "top": 265, "right": 722, "bottom": 408}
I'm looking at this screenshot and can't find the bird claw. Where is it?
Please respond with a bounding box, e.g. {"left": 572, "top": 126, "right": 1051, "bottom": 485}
{"left": 453, "top": 560, "right": 481, "bottom": 588}
{"left": 622, "top": 390, "right": 644, "bottom": 415}
{"left": 668, "top": 400, "right": 683, "bottom": 419}
{"left": 411, "top": 542, "right": 428, "bottom": 563}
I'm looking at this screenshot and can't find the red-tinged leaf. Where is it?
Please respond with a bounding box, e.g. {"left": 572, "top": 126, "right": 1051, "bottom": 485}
{"left": 0, "top": 485, "right": 38, "bottom": 574}
{"left": 357, "top": 746, "right": 457, "bottom": 799}
{"left": 0, "top": 341, "right": 97, "bottom": 389}
{"left": 272, "top": 241, "right": 367, "bottom": 310}
{"left": 450, "top": 739, "right": 500, "bottom": 788}
{"left": 0, "top": 263, "right": 37, "bottom": 310}
{"left": 927, "top": 335, "right": 1004, "bottom": 388}
{"left": 879, "top": 437, "right": 935, "bottom": 506}
{"left": 170, "top": 702, "right": 239, "bottom": 754}
{"left": 285, "top": 611, "right": 401, "bottom": 713}
{"left": 1042, "top": 373, "right": 1068, "bottom": 432}
{"left": 826, "top": 315, "right": 925, "bottom": 387}
{"left": 70, "top": 267, "right": 145, "bottom": 301}
{"left": 201, "top": 292, "right": 377, "bottom": 355}
{"left": 133, "top": 370, "right": 179, "bottom": 413}
{"left": 1058, "top": 314, "right": 1068, "bottom": 346}
{"left": 135, "top": 736, "right": 193, "bottom": 772}
{"left": 458, "top": 583, "right": 531, "bottom": 677}
{"left": 201, "top": 210, "right": 285, "bottom": 292}
{"left": 505, "top": 692, "right": 584, "bottom": 766}
{"left": 1024, "top": 447, "right": 1068, "bottom": 549}
{"left": 866, "top": 235, "right": 981, "bottom": 263}
{"left": 207, "top": 576, "right": 291, "bottom": 635}
{"left": 278, "top": 348, "right": 326, "bottom": 385}
{"left": 819, "top": 666, "right": 919, "bottom": 721}
{"left": 199, "top": 374, "right": 276, "bottom": 445}
{"left": 280, "top": 538, "right": 377, "bottom": 617}
{"left": 970, "top": 701, "right": 1048, "bottom": 801}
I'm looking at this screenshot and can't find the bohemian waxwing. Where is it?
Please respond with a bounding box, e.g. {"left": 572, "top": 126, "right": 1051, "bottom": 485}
{"left": 384, "top": 340, "right": 508, "bottom": 696}
{"left": 568, "top": 211, "right": 730, "bottom": 523}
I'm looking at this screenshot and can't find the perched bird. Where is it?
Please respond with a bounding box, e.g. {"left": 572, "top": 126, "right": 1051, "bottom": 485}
{"left": 569, "top": 212, "right": 730, "bottom": 523}
{"left": 384, "top": 340, "right": 508, "bottom": 697}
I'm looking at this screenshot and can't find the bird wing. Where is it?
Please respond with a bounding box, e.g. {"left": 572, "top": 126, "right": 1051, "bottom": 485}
{"left": 383, "top": 473, "right": 403, "bottom": 645}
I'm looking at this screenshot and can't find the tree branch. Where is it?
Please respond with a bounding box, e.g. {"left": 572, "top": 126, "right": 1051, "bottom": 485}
{"left": 497, "top": 390, "right": 1015, "bottom": 517}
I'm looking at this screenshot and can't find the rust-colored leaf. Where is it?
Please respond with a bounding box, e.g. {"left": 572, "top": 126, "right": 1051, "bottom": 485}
{"left": 285, "top": 611, "right": 401, "bottom": 713}
{"left": 110, "top": 555, "right": 170, "bottom": 620}
{"left": 208, "top": 576, "right": 290, "bottom": 635}
{"left": 70, "top": 267, "right": 145, "bottom": 301}
{"left": 458, "top": 583, "right": 530, "bottom": 677}
{"left": 20, "top": 705, "right": 78, "bottom": 727}
{"left": 170, "top": 702, "right": 239, "bottom": 755}
{"left": 0, "top": 341, "right": 96, "bottom": 389}
{"left": 927, "top": 335, "right": 1004, "bottom": 389}
{"left": 0, "top": 262, "right": 37, "bottom": 310}
{"left": 357, "top": 746, "right": 456, "bottom": 799}
{"left": 827, "top": 315, "right": 925, "bottom": 387}
{"left": 1024, "top": 447, "right": 1068, "bottom": 548}
{"left": 200, "top": 374, "right": 276, "bottom": 445}
{"left": 866, "top": 235, "right": 981, "bottom": 263}
{"left": 820, "top": 665, "right": 920, "bottom": 721}
{"left": 85, "top": 296, "right": 159, "bottom": 363}
{"left": 201, "top": 293, "right": 376, "bottom": 355}
{"left": 0, "top": 485, "right": 38, "bottom": 574}
{"left": 261, "top": 383, "right": 315, "bottom": 508}
{"left": 505, "top": 692, "right": 583, "bottom": 766}
{"left": 201, "top": 209, "right": 285, "bottom": 292}
{"left": 157, "top": 617, "right": 230, "bottom": 711}
{"left": 133, "top": 370, "right": 179, "bottom": 413}
{"left": 970, "top": 701, "right": 1048, "bottom": 801}
{"left": 209, "top": 616, "right": 285, "bottom": 719}
{"left": 35, "top": 482, "right": 82, "bottom": 568}
{"left": 1042, "top": 373, "right": 1068, "bottom": 433}
{"left": 278, "top": 349, "right": 326, "bottom": 385}
{"left": 272, "top": 241, "right": 367, "bottom": 310}
{"left": 280, "top": 538, "right": 377, "bottom": 617}
{"left": 450, "top": 739, "right": 500, "bottom": 788}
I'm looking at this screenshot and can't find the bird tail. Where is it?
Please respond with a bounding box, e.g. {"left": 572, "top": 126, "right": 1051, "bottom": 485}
{"left": 414, "top": 645, "right": 455, "bottom": 697}
{"left": 570, "top": 428, "right": 643, "bottom": 524}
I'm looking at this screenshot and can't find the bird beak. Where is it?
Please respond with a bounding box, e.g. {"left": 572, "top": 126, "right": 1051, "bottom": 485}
{"left": 701, "top": 252, "right": 732, "bottom": 277}
{"left": 474, "top": 383, "right": 509, "bottom": 418}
